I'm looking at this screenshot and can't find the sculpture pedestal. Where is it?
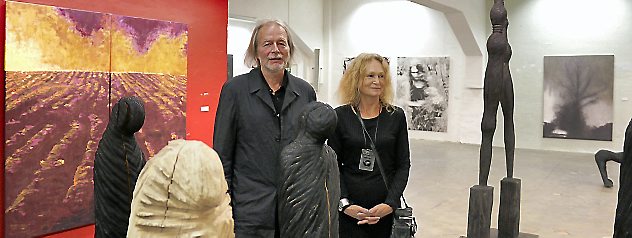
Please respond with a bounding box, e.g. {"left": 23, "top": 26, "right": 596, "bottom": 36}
{"left": 460, "top": 228, "right": 539, "bottom": 238}
{"left": 499, "top": 177, "right": 521, "bottom": 238}
{"left": 467, "top": 185, "right": 493, "bottom": 238}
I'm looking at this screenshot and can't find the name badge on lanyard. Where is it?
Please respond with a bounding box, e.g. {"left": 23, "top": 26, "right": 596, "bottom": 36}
{"left": 359, "top": 148, "right": 376, "bottom": 171}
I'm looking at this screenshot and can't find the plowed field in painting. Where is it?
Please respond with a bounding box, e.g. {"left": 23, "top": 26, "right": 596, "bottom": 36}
{"left": 4, "top": 71, "right": 186, "bottom": 237}
{"left": 110, "top": 72, "right": 187, "bottom": 158}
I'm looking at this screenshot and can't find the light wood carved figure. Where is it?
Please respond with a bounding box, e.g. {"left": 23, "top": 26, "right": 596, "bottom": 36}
{"left": 127, "top": 139, "right": 234, "bottom": 238}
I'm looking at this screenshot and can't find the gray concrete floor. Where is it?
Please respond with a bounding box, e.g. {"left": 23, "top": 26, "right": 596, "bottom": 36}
{"left": 405, "top": 139, "right": 620, "bottom": 238}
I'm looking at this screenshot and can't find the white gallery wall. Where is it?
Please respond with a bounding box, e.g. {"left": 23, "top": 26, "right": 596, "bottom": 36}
{"left": 324, "top": 0, "right": 487, "bottom": 143}
{"left": 227, "top": 0, "right": 632, "bottom": 154}
{"left": 228, "top": 0, "right": 324, "bottom": 49}
{"left": 228, "top": 18, "right": 256, "bottom": 77}
{"left": 505, "top": 0, "right": 632, "bottom": 153}
{"left": 228, "top": 0, "right": 325, "bottom": 89}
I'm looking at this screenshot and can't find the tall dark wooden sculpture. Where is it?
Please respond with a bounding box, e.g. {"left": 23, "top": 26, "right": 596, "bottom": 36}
{"left": 480, "top": 0, "right": 515, "bottom": 187}
{"left": 94, "top": 96, "right": 146, "bottom": 237}
{"left": 614, "top": 118, "right": 632, "bottom": 237}
{"left": 468, "top": 0, "right": 521, "bottom": 237}
{"left": 278, "top": 101, "right": 340, "bottom": 238}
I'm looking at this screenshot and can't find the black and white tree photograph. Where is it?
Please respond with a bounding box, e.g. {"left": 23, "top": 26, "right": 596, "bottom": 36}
{"left": 542, "top": 55, "right": 614, "bottom": 141}
{"left": 395, "top": 57, "right": 450, "bottom": 132}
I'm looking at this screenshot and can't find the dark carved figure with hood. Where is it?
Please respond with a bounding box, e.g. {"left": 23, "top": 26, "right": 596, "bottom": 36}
{"left": 614, "top": 118, "right": 632, "bottom": 237}
{"left": 93, "top": 96, "right": 146, "bottom": 237}
{"left": 278, "top": 101, "right": 340, "bottom": 238}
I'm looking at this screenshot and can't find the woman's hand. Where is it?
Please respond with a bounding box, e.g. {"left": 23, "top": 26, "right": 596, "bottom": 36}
{"left": 344, "top": 205, "right": 381, "bottom": 225}
{"left": 368, "top": 203, "right": 393, "bottom": 218}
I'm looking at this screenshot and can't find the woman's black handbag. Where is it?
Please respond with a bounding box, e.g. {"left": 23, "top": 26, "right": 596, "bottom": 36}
{"left": 354, "top": 107, "right": 418, "bottom": 238}
{"left": 390, "top": 199, "right": 417, "bottom": 238}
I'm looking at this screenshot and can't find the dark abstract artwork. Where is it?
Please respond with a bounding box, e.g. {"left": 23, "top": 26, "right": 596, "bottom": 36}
{"left": 542, "top": 55, "right": 614, "bottom": 141}
{"left": 395, "top": 57, "right": 449, "bottom": 132}
{"left": 4, "top": 1, "right": 187, "bottom": 237}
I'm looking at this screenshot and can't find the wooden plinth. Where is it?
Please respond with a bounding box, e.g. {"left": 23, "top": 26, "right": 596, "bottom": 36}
{"left": 460, "top": 228, "right": 538, "bottom": 238}
{"left": 499, "top": 177, "right": 521, "bottom": 238}
{"left": 467, "top": 185, "right": 494, "bottom": 238}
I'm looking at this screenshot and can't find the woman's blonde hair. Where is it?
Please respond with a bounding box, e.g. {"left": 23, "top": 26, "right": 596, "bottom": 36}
{"left": 244, "top": 19, "right": 295, "bottom": 68}
{"left": 339, "top": 53, "right": 394, "bottom": 110}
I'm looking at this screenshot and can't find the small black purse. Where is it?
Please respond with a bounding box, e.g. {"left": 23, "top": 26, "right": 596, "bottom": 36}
{"left": 390, "top": 199, "right": 417, "bottom": 238}
{"left": 354, "top": 107, "right": 418, "bottom": 238}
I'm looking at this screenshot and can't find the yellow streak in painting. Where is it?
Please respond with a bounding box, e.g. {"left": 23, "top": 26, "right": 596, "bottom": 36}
{"left": 67, "top": 111, "right": 102, "bottom": 199}
{"left": 39, "top": 121, "right": 80, "bottom": 172}
{"left": 144, "top": 140, "right": 156, "bottom": 158}
{"left": 110, "top": 28, "right": 187, "bottom": 76}
{"left": 5, "top": 124, "right": 55, "bottom": 172}
{"left": 6, "top": 121, "right": 78, "bottom": 213}
{"left": 5, "top": 180, "right": 36, "bottom": 213}
{"left": 5, "top": 72, "right": 53, "bottom": 103}
{"left": 22, "top": 85, "right": 69, "bottom": 116}
{"left": 49, "top": 90, "right": 75, "bottom": 110}
{"left": 5, "top": 32, "right": 61, "bottom": 71}
{"left": 119, "top": 73, "right": 176, "bottom": 119}
{"left": 5, "top": 2, "right": 110, "bottom": 71}
{"left": 6, "top": 127, "right": 33, "bottom": 146}
{"left": 5, "top": 73, "right": 61, "bottom": 111}
{"left": 150, "top": 74, "right": 186, "bottom": 115}
{"left": 152, "top": 75, "right": 183, "bottom": 117}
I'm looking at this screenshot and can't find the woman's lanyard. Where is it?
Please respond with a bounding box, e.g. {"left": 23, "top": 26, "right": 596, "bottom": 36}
{"left": 352, "top": 106, "right": 379, "bottom": 147}
{"left": 352, "top": 105, "right": 390, "bottom": 188}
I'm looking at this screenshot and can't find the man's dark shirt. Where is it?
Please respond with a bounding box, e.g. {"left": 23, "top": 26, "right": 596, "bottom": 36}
{"left": 259, "top": 70, "right": 289, "bottom": 118}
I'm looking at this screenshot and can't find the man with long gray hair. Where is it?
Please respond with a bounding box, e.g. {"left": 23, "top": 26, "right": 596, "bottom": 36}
{"left": 213, "top": 19, "right": 317, "bottom": 237}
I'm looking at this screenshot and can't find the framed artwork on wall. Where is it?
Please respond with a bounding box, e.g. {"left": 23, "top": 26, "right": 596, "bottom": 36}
{"left": 395, "top": 57, "right": 450, "bottom": 132}
{"left": 4, "top": 1, "right": 188, "bottom": 236}
{"left": 542, "top": 55, "right": 614, "bottom": 141}
{"left": 342, "top": 57, "right": 354, "bottom": 73}
{"left": 228, "top": 54, "right": 234, "bottom": 80}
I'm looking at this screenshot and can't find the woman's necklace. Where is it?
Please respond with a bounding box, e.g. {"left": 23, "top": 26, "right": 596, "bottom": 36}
{"left": 360, "top": 104, "right": 381, "bottom": 119}
{"left": 364, "top": 115, "right": 379, "bottom": 146}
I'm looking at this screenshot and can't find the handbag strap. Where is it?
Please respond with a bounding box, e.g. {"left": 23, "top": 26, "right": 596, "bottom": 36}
{"left": 352, "top": 106, "right": 410, "bottom": 209}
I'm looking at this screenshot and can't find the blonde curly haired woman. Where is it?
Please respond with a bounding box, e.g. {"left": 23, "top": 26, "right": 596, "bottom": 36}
{"left": 328, "top": 53, "right": 411, "bottom": 238}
